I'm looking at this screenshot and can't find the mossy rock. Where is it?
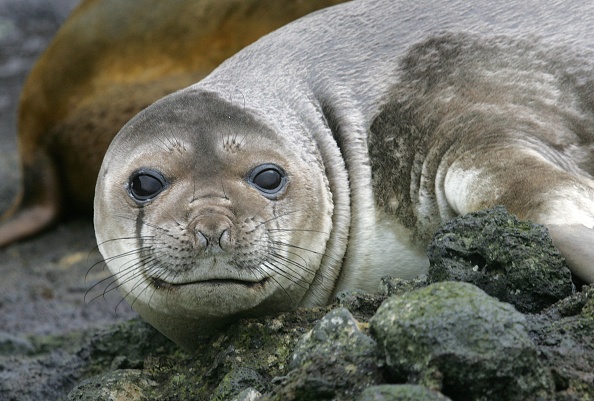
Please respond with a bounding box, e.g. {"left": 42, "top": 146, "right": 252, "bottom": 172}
{"left": 370, "top": 281, "right": 553, "bottom": 401}
{"left": 427, "top": 206, "right": 573, "bottom": 313}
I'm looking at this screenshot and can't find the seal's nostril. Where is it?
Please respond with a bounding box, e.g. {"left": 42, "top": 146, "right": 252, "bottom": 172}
{"left": 191, "top": 215, "right": 233, "bottom": 252}
{"left": 219, "top": 229, "right": 231, "bottom": 250}
{"left": 195, "top": 230, "right": 209, "bottom": 248}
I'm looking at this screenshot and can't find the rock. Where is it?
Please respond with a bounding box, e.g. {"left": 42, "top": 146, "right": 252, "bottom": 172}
{"left": 232, "top": 388, "right": 262, "bottom": 401}
{"left": 64, "top": 306, "right": 331, "bottom": 400}
{"left": 24, "top": 210, "right": 594, "bottom": 401}
{"left": 67, "top": 369, "right": 156, "bottom": 401}
{"left": 262, "top": 307, "right": 383, "bottom": 401}
{"left": 0, "top": 332, "right": 88, "bottom": 401}
{"left": 427, "top": 206, "right": 574, "bottom": 313}
{"left": 334, "top": 289, "right": 385, "bottom": 321}
{"left": 357, "top": 384, "right": 452, "bottom": 401}
{"left": 84, "top": 318, "right": 177, "bottom": 373}
{"left": 527, "top": 285, "right": 594, "bottom": 400}
{"left": 370, "top": 281, "right": 554, "bottom": 401}
{"left": 58, "top": 282, "right": 594, "bottom": 401}
{"left": 212, "top": 367, "right": 268, "bottom": 401}
{"left": 378, "top": 276, "right": 427, "bottom": 298}
{"left": 0, "top": 333, "right": 34, "bottom": 355}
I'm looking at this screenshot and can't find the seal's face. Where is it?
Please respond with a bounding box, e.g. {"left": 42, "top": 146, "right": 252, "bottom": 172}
{"left": 94, "top": 90, "right": 333, "bottom": 348}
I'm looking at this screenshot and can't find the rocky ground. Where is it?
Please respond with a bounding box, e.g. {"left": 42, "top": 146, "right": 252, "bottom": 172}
{"left": 62, "top": 208, "right": 594, "bottom": 401}
{"left": 0, "top": 1, "right": 593, "bottom": 401}
{"left": 0, "top": 1, "right": 136, "bottom": 400}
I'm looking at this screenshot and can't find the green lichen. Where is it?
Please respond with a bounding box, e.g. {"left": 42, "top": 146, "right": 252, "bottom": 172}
{"left": 580, "top": 291, "right": 594, "bottom": 321}
{"left": 262, "top": 308, "right": 383, "bottom": 401}
{"left": 427, "top": 206, "right": 573, "bottom": 313}
{"left": 370, "top": 282, "right": 553, "bottom": 401}
{"left": 62, "top": 232, "right": 594, "bottom": 401}
{"left": 211, "top": 367, "right": 267, "bottom": 401}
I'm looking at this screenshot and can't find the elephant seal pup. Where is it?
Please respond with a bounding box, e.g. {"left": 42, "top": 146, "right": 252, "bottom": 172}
{"left": 0, "top": 0, "right": 346, "bottom": 247}
{"left": 95, "top": 0, "right": 594, "bottom": 350}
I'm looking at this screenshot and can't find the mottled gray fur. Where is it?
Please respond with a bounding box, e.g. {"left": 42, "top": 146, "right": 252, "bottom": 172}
{"left": 95, "top": 0, "right": 594, "bottom": 349}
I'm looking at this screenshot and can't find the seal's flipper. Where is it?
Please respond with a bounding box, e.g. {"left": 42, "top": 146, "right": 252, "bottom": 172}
{"left": 547, "top": 224, "right": 594, "bottom": 284}
{"left": 444, "top": 147, "right": 594, "bottom": 283}
{"left": 0, "top": 150, "right": 61, "bottom": 247}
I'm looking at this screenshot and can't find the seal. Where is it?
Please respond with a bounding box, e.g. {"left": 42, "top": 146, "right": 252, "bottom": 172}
{"left": 94, "top": 0, "right": 594, "bottom": 350}
{"left": 0, "top": 0, "right": 346, "bottom": 247}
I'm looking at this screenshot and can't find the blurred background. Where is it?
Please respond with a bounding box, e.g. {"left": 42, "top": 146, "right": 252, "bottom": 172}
{"left": 0, "top": 3, "right": 136, "bottom": 398}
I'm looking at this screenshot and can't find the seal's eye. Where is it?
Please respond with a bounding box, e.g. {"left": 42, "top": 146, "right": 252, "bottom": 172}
{"left": 128, "top": 169, "right": 168, "bottom": 202}
{"left": 248, "top": 164, "right": 287, "bottom": 198}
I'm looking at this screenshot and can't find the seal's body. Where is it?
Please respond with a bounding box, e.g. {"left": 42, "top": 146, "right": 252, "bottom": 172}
{"left": 95, "top": 0, "right": 594, "bottom": 349}
{"left": 0, "top": 0, "right": 346, "bottom": 247}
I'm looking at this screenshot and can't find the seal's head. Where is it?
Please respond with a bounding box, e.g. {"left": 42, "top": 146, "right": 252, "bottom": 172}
{"left": 94, "top": 90, "right": 334, "bottom": 349}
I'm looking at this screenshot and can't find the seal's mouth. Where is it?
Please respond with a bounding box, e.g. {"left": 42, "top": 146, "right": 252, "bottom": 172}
{"left": 150, "top": 277, "right": 269, "bottom": 290}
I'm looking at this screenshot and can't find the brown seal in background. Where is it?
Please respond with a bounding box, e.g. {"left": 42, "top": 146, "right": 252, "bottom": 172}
{"left": 0, "top": 0, "right": 346, "bottom": 247}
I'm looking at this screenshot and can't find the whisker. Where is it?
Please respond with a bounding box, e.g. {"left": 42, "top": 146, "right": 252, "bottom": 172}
{"left": 253, "top": 210, "right": 301, "bottom": 228}
{"left": 267, "top": 228, "right": 330, "bottom": 235}
{"left": 269, "top": 248, "right": 309, "bottom": 271}
{"left": 93, "top": 235, "right": 159, "bottom": 253}
{"left": 114, "top": 257, "right": 167, "bottom": 313}
{"left": 270, "top": 240, "right": 343, "bottom": 265}
{"left": 86, "top": 242, "right": 151, "bottom": 272}
{"left": 104, "top": 257, "right": 154, "bottom": 297}
{"left": 85, "top": 248, "right": 151, "bottom": 302}
{"left": 114, "top": 291, "right": 136, "bottom": 315}
{"left": 265, "top": 260, "right": 311, "bottom": 289}
{"left": 258, "top": 248, "right": 311, "bottom": 290}
{"left": 267, "top": 251, "right": 319, "bottom": 282}
{"left": 86, "top": 256, "right": 152, "bottom": 304}
{"left": 154, "top": 135, "right": 172, "bottom": 153}
{"left": 85, "top": 239, "right": 169, "bottom": 303}
{"left": 257, "top": 262, "right": 295, "bottom": 303}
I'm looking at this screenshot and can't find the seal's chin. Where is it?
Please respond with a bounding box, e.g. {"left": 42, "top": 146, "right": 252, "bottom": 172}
{"left": 150, "top": 276, "right": 270, "bottom": 290}
{"left": 126, "top": 271, "right": 299, "bottom": 349}
{"left": 127, "top": 271, "right": 294, "bottom": 320}
{"left": 128, "top": 273, "right": 296, "bottom": 350}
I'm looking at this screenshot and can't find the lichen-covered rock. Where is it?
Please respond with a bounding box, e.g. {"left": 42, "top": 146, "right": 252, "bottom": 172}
{"left": 334, "top": 289, "right": 385, "bottom": 320}
{"left": 83, "top": 317, "right": 177, "bottom": 375}
{"left": 56, "top": 282, "right": 594, "bottom": 401}
{"left": 65, "top": 307, "right": 330, "bottom": 400}
{"left": 261, "top": 307, "right": 383, "bottom": 401}
{"left": 378, "top": 276, "right": 427, "bottom": 298}
{"left": 370, "top": 281, "right": 553, "bottom": 401}
{"left": 212, "top": 367, "right": 268, "bottom": 401}
{"left": 67, "top": 369, "right": 156, "bottom": 401}
{"left": 357, "top": 384, "right": 452, "bottom": 401}
{"left": 427, "top": 206, "right": 574, "bottom": 313}
{"left": 232, "top": 387, "right": 262, "bottom": 401}
{"left": 527, "top": 285, "right": 594, "bottom": 400}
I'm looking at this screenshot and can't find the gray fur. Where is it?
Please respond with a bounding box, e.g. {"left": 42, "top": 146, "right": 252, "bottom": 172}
{"left": 371, "top": 32, "right": 594, "bottom": 240}
{"left": 95, "top": 0, "right": 594, "bottom": 349}
{"left": 191, "top": 0, "right": 594, "bottom": 283}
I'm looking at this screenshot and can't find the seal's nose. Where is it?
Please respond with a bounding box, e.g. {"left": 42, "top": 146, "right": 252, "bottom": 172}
{"left": 191, "top": 215, "right": 233, "bottom": 252}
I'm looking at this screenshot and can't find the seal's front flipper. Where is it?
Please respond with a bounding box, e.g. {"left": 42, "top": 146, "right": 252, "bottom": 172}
{"left": 0, "top": 150, "right": 61, "bottom": 248}
{"left": 443, "top": 146, "right": 594, "bottom": 284}
{"left": 547, "top": 224, "right": 594, "bottom": 283}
